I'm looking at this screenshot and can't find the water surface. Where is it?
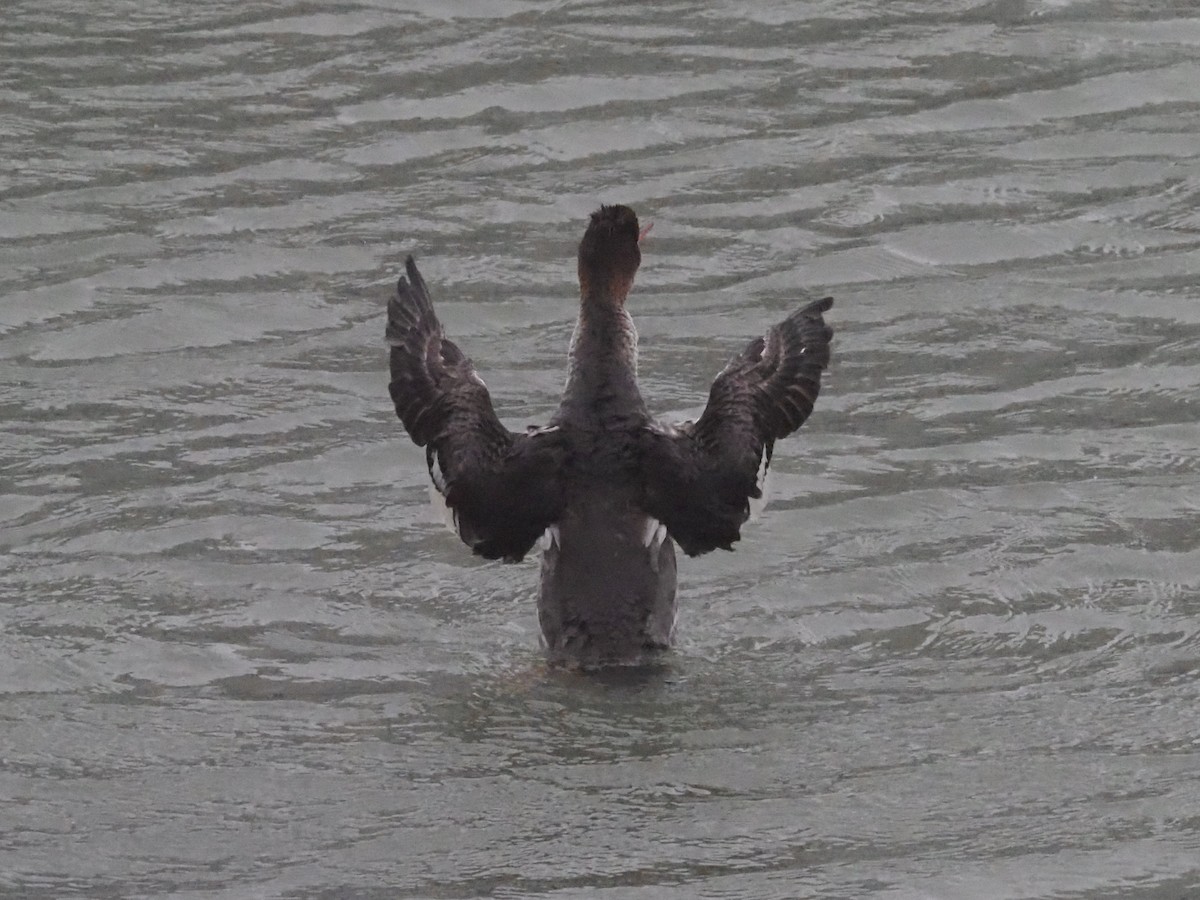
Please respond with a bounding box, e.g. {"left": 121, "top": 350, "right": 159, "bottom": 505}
{"left": 3, "top": 1, "right": 1200, "bottom": 897}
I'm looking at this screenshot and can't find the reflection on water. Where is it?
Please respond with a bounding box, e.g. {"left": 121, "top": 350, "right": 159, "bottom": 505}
{"left": 3, "top": 0, "right": 1200, "bottom": 896}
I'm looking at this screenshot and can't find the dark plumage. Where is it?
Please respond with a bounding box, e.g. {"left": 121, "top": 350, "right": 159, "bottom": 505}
{"left": 639, "top": 296, "right": 833, "bottom": 556}
{"left": 386, "top": 205, "right": 833, "bottom": 662}
{"left": 386, "top": 258, "right": 566, "bottom": 562}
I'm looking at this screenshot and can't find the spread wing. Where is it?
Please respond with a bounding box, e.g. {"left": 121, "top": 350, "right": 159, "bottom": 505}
{"left": 639, "top": 296, "right": 833, "bottom": 557}
{"left": 386, "top": 256, "right": 565, "bottom": 562}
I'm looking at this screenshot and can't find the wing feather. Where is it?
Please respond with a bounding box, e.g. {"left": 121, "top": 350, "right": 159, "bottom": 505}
{"left": 387, "top": 257, "right": 564, "bottom": 561}
{"left": 640, "top": 296, "right": 833, "bottom": 556}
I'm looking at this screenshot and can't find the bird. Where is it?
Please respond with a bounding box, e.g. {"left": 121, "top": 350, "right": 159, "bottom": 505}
{"left": 386, "top": 204, "right": 833, "bottom": 664}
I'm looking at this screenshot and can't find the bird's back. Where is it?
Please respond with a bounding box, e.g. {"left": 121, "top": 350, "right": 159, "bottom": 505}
{"left": 537, "top": 468, "right": 677, "bottom": 663}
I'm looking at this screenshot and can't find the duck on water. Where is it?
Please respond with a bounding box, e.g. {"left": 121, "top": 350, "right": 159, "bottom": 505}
{"left": 387, "top": 205, "right": 833, "bottom": 664}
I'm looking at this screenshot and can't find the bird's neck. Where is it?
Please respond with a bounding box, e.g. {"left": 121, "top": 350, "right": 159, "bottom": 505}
{"left": 560, "top": 291, "right": 644, "bottom": 423}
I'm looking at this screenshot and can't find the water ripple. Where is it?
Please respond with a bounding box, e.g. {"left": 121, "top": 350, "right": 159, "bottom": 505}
{"left": 3, "top": 0, "right": 1200, "bottom": 896}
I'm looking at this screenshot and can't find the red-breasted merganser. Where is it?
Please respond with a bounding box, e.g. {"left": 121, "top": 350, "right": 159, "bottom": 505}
{"left": 386, "top": 205, "right": 833, "bottom": 663}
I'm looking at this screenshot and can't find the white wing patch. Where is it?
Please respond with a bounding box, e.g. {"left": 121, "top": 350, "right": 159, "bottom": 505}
{"left": 640, "top": 516, "right": 668, "bottom": 550}
{"left": 747, "top": 451, "right": 771, "bottom": 522}
{"left": 428, "top": 449, "right": 448, "bottom": 494}
{"left": 641, "top": 516, "right": 670, "bottom": 573}
{"left": 537, "top": 525, "right": 560, "bottom": 553}
{"left": 425, "top": 448, "right": 459, "bottom": 533}
{"left": 427, "top": 482, "right": 459, "bottom": 534}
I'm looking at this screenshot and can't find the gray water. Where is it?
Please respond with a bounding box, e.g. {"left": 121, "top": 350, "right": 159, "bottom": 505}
{"left": 3, "top": 1, "right": 1200, "bottom": 897}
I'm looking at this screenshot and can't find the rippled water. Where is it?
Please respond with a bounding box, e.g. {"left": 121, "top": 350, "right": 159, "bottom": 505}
{"left": 4, "top": 1, "right": 1200, "bottom": 897}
